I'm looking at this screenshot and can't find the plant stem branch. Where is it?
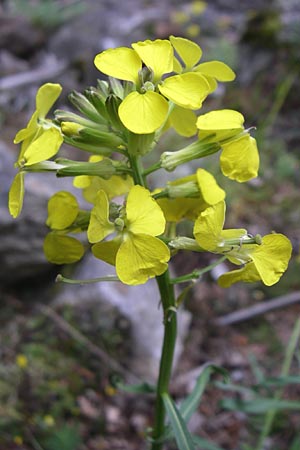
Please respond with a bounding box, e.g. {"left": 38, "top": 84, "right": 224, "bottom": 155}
{"left": 151, "top": 270, "right": 177, "bottom": 450}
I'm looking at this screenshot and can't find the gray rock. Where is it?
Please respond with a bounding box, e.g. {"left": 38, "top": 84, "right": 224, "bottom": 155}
{"left": 55, "top": 255, "right": 191, "bottom": 381}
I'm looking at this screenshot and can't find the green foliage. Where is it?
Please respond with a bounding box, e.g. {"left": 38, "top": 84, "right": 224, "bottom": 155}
{"left": 10, "top": 0, "right": 84, "bottom": 29}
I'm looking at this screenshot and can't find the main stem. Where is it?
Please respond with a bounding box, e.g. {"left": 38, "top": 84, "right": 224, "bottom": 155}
{"left": 151, "top": 270, "right": 177, "bottom": 450}
{"left": 128, "top": 151, "right": 177, "bottom": 449}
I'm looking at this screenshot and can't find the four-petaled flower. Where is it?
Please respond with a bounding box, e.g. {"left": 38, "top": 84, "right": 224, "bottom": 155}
{"left": 94, "top": 38, "right": 211, "bottom": 134}
{"left": 194, "top": 201, "right": 292, "bottom": 286}
{"left": 90, "top": 185, "right": 170, "bottom": 285}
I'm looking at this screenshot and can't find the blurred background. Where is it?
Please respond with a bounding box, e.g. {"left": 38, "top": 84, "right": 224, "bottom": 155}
{"left": 0, "top": 1, "right": 300, "bottom": 449}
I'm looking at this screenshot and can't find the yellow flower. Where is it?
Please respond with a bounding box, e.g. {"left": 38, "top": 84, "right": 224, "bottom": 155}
{"left": 8, "top": 83, "right": 63, "bottom": 218}
{"left": 194, "top": 201, "right": 247, "bottom": 252}
{"left": 196, "top": 109, "right": 260, "bottom": 182}
{"left": 16, "top": 354, "right": 28, "bottom": 369}
{"left": 218, "top": 234, "right": 292, "bottom": 287}
{"left": 94, "top": 39, "right": 210, "bottom": 134}
{"left": 91, "top": 185, "right": 170, "bottom": 285}
{"left": 157, "top": 168, "right": 225, "bottom": 222}
{"left": 43, "top": 191, "right": 85, "bottom": 264}
{"left": 170, "top": 36, "right": 235, "bottom": 87}
{"left": 14, "top": 83, "right": 63, "bottom": 166}
{"left": 194, "top": 201, "right": 292, "bottom": 286}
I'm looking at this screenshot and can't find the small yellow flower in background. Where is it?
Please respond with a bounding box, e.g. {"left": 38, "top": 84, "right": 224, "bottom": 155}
{"left": 171, "top": 11, "right": 189, "bottom": 25}
{"left": 43, "top": 415, "right": 55, "bottom": 427}
{"left": 94, "top": 38, "right": 210, "bottom": 134}
{"left": 191, "top": 1, "right": 207, "bottom": 15}
{"left": 196, "top": 109, "right": 260, "bottom": 182}
{"left": 14, "top": 436, "right": 23, "bottom": 445}
{"left": 8, "top": 83, "right": 63, "bottom": 219}
{"left": 91, "top": 185, "right": 170, "bottom": 285}
{"left": 104, "top": 384, "right": 117, "bottom": 396}
{"left": 16, "top": 354, "right": 28, "bottom": 369}
{"left": 186, "top": 24, "right": 201, "bottom": 38}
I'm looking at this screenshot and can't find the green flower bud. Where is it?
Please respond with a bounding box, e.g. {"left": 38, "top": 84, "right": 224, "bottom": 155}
{"left": 109, "top": 77, "right": 124, "bottom": 98}
{"left": 105, "top": 94, "right": 125, "bottom": 131}
{"left": 84, "top": 87, "right": 109, "bottom": 120}
{"left": 161, "top": 140, "right": 220, "bottom": 171}
{"left": 69, "top": 90, "right": 107, "bottom": 124}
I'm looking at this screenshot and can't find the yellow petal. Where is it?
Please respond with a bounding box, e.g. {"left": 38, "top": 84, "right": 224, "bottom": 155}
{"left": 169, "top": 106, "right": 197, "bottom": 137}
{"left": 159, "top": 73, "right": 210, "bottom": 109}
{"left": 79, "top": 174, "right": 133, "bottom": 204}
{"left": 251, "top": 234, "right": 292, "bottom": 286}
{"left": 46, "top": 191, "right": 79, "bottom": 230}
{"left": 119, "top": 91, "right": 168, "bottom": 134}
{"left": 8, "top": 172, "right": 25, "bottom": 218}
{"left": 23, "top": 128, "right": 63, "bottom": 166}
{"left": 132, "top": 39, "right": 173, "bottom": 81}
{"left": 218, "top": 262, "right": 261, "bottom": 287}
{"left": 173, "top": 56, "right": 183, "bottom": 73}
{"left": 87, "top": 190, "right": 115, "bottom": 243}
{"left": 126, "top": 185, "right": 166, "bottom": 236}
{"left": 116, "top": 234, "right": 170, "bottom": 285}
{"left": 169, "top": 35, "right": 202, "bottom": 70}
{"left": 73, "top": 175, "right": 91, "bottom": 189}
{"left": 36, "top": 83, "right": 62, "bottom": 118}
{"left": 92, "top": 238, "right": 121, "bottom": 266}
{"left": 196, "top": 168, "right": 225, "bottom": 205}
{"left": 194, "top": 61, "right": 235, "bottom": 81}
{"left": 94, "top": 47, "right": 141, "bottom": 83}
{"left": 194, "top": 201, "right": 225, "bottom": 250}
{"left": 196, "top": 109, "right": 244, "bottom": 131}
{"left": 43, "top": 233, "right": 84, "bottom": 264}
{"left": 14, "top": 111, "right": 39, "bottom": 144}
{"left": 157, "top": 197, "right": 203, "bottom": 222}
{"left": 220, "top": 135, "right": 259, "bottom": 182}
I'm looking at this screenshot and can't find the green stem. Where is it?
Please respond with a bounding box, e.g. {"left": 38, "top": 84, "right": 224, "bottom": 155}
{"left": 143, "top": 161, "right": 162, "bottom": 176}
{"left": 128, "top": 153, "right": 146, "bottom": 186}
{"left": 170, "top": 255, "right": 227, "bottom": 284}
{"left": 151, "top": 270, "right": 177, "bottom": 450}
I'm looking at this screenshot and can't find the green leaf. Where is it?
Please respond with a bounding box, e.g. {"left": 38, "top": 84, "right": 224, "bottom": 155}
{"left": 43, "top": 425, "right": 82, "bottom": 450}
{"left": 180, "top": 364, "right": 228, "bottom": 422}
{"left": 290, "top": 434, "right": 300, "bottom": 450}
{"left": 221, "top": 397, "right": 300, "bottom": 414}
{"left": 258, "top": 375, "right": 300, "bottom": 388}
{"left": 162, "top": 393, "right": 196, "bottom": 450}
{"left": 112, "top": 376, "right": 155, "bottom": 394}
{"left": 192, "top": 435, "right": 226, "bottom": 450}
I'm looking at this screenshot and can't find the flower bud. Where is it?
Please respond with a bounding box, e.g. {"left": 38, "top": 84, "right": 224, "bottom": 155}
{"left": 105, "top": 94, "right": 125, "bottom": 131}
{"left": 161, "top": 140, "right": 220, "bottom": 171}
{"left": 69, "top": 90, "right": 107, "bottom": 124}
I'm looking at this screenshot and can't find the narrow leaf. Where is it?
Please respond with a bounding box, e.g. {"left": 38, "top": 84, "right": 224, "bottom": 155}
{"left": 181, "top": 364, "right": 228, "bottom": 422}
{"left": 162, "top": 393, "right": 196, "bottom": 450}
{"left": 222, "top": 397, "right": 300, "bottom": 414}
{"left": 192, "top": 435, "right": 225, "bottom": 450}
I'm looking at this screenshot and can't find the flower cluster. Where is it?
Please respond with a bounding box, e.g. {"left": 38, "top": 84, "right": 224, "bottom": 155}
{"left": 8, "top": 36, "right": 292, "bottom": 288}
